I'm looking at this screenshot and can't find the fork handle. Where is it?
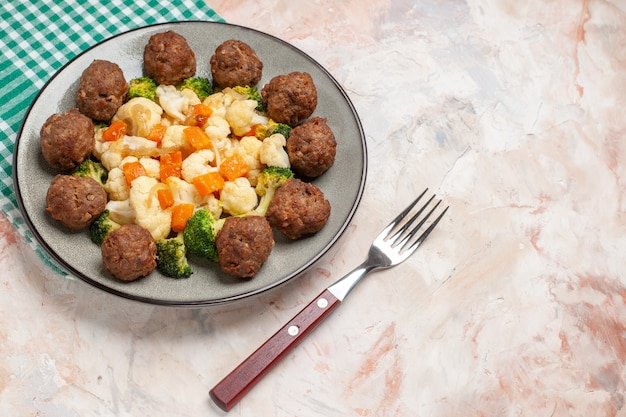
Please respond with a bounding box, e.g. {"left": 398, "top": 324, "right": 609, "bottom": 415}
{"left": 209, "top": 289, "right": 341, "bottom": 411}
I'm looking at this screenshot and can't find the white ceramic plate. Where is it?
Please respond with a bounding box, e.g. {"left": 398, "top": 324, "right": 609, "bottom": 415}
{"left": 14, "top": 21, "right": 367, "bottom": 306}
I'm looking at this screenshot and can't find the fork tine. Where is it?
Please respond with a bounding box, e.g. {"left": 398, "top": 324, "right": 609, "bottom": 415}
{"left": 385, "top": 188, "right": 429, "bottom": 238}
{"left": 388, "top": 194, "right": 436, "bottom": 244}
{"left": 400, "top": 203, "right": 449, "bottom": 253}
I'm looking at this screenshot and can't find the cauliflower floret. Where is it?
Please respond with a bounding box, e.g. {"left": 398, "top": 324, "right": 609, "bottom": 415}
{"left": 222, "top": 87, "right": 246, "bottom": 103}
{"left": 165, "top": 177, "right": 222, "bottom": 218}
{"left": 138, "top": 157, "right": 160, "bottom": 179}
{"left": 105, "top": 199, "right": 136, "bottom": 225}
{"left": 202, "top": 92, "right": 225, "bottom": 116}
{"left": 120, "top": 155, "right": 139, "bottom": 165}
{"left": 99, "top": 135, "right": 159, "bottom": 171}
{"left": 104, "top": 167, "right": 130, "bottom": 201}
{"left": 94, "top": 129, "right": 125, "bottom": 170}
{"left": 260, "top": 133, "right": 290, "bottom": 168}
{"left": 220, "top": 177, "right": 258, "bottom": 216}
{"left": 204, "top": 115, "right": 231, "bottom": 142}
{"left": 181, "top": 149, "right": 217, "bottom": 183}
{"left": 225, "top": 99, "right": 268, "bottom": 137}
{"left": 93, "top": 127, "right": 107, "bottom": 160}
{"left": 236, "top": 136, "right": 263, "bottom": 186}
{"left": 118, "top": 155, "right": 160, "bottom": 179}
{"left": 104, "top": 156, "right": 160, "bottom": 202}
{"left": 156, "top": 84, "right": 200, "bottom": 123}
{"left": 112, "top": 97, "right": 163, "bottom": 137}
{"left": 211, "top": 136, "right": 240, "bottom": 167}
{"left": 129, "top": 176, "right": 172, "bottom": 241}
{"left": 202, "top": 91, "right": 237, "bottom": 119}
{"left": 203, "top": 194, "right": 223, "bottom": 220}
{"left": 100, "top": 143, "right": 125, "bottom": 171}
{"left": 121, "top": 135, "right": 159, "bottom": 157}
{"left": 165, "top": 176, "right": 200, "bottom": 205}
{"left": 161, "top": 125, "right": 191, "bottom": 153}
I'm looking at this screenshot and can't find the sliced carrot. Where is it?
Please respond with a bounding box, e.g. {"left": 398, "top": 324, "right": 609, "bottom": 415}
{"left": 159, "top": 151, "right": 183, "bottom": 182}
{"left": 193, "top": 103, "right": 213, "bottom": 118}
{"left": 122, "top": 161, "right": 147, "bottom": 186}
{"left": 186, "top": 103, "right": 213, "bottom": 126}
{"left": 157, "top": 188, "right": 175, "bottom": 210}
{"left": 147, "top": 123, "right": 167, "bottom": 143}
{"left": 219, "top": 154, "right": 249, "bottom": 181}
{"left": 192, "top": 171, "right": 225, "bottom": 196}
{"left": 171, "top": 204, "right": 195, "bottom": 232}
{"left": 184, "top": 126, "right": 212, "bottom": 150}
{"left": 102, "top": 120, "right": 127, "bottom": 142}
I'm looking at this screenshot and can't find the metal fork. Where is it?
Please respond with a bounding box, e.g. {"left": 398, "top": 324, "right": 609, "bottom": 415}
{"left": 210, "top": 189, "right": 448, "bottom": 411}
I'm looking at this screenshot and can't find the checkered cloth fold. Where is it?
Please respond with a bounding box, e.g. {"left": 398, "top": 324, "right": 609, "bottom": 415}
{"left": 0, "top": 0, "right": 223, "bottom": 274}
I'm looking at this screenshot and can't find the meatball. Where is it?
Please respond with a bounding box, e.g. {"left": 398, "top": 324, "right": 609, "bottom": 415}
{"left": 215, "top": 215, "right": 274, "bottom": 279}
{"left": 287, "top": 117, "right": 336, "bottom": 178}
{"left": 261, "top": 72, "right": 317, "bottom": 127}
{"left": 266, "top": 179, "right": 330, "bottom": 240}
{"left": 45, "top": 174, "right": 107, "bottom": 231}
{"left": 101, "top": 224, "right": 157, "bottom": 281}
{"left": 210, "top": 39, "right": 263, "bottom": 88}
{"left": 143, "top": 30, "right": 196, "bottom": 86}
{"left": 40, "top": 109, "right": 95, "bottom": 171}
{"left": 76, "top": 59, "right": 128, "bottom": 121}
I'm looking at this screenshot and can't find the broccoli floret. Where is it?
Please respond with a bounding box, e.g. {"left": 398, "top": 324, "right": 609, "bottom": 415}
{"left": 72, "top": 158, "right": 108, "bottom": 186}
{"left": 182, "top": 208, "right": 226, "bottom": 262}
{"left": 89, "top": 209, "right": 122, "bottom": 245}
{"left": 255, "top": 119, "right": 292, "bottom": 140}
{"left": 156, "top": 232, "right": 193, "bottom": 279}
{"left": 254, "top": 166, "right": 295, "bottom": 216}
{"left": 128, "top": 77, "right": 158, "bottom": 101}
{"left": 233, "top": 85, "right": 264, "bottom": 112}
{"left": 270, "top": 122, "right": 292, "bottom": 139}
{"left": 178, "top": 77, "right": 213, "bottom": 101}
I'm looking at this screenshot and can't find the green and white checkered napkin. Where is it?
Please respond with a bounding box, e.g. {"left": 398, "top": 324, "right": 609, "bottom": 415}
{"left": 0, "top": 0, "right": 223, "bottom": 274}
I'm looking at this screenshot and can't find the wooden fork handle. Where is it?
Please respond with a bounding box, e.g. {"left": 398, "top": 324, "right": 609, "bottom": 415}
{"left": 209, "top": 289, "right": 341, "bottom": 411}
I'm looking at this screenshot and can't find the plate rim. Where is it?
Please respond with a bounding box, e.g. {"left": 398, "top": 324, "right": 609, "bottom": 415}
{"left": 13, "top": 20, "right": 368, "bottom": 307}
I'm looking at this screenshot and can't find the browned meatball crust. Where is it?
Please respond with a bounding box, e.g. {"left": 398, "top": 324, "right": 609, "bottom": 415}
{"left": 261, "top": 72, "right": 317, "bottom": 127}
{"left": 215, "top": 215, "right": 274, "bottom": 278}
{"left": 210, "top": 39, "right": 263, "bottom": 88}
{"left": 287, "top": 117, "right": 337, "bottom": 178}
{"left": 143, "top": 30, "right": 196, "bottom": 86}
{"left": 45, "top": 174, "right": 107, "bottom": 231}
{"left": 101, "top": 224, "right": 157, "bottom": 281}
{"left": 40, "top": 109, "right": 95, "bottom": 171}
{"left": 76, "top": 60, "right": 128, "bottom": 121}
{"left": 266, "top": 179, "right": 330, "bottom": 240}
